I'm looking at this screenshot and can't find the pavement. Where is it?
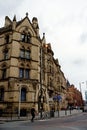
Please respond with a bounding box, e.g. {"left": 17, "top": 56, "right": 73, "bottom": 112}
{"left": 0, "top": 109, "right": 83, "bottom": 123}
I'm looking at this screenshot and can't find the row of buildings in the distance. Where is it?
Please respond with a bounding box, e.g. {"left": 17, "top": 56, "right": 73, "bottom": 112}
{"left": 0, "top": 13, "right": 83, "bottom": 117}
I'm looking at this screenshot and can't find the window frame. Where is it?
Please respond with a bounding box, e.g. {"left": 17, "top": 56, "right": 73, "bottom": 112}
{"left": 19, "top": 68, "right": 30, "bottom": 79}
{"left": 25, "top": 69, "right": 30, "bottom": 79}
{"left": 21, "top": 33, "right": 31, "bottom": 43}
{"left": 2, "top": 68, "right": 6, "bottom": 79}
{"left": 20, "top": 49, "right": 31, "bottom": 60}
{"left": 19, "top": 68, "right": 24, "bottom": 78}
{"left": 21, "top": 88, "right": 26, "bottom": 101}
{"left": 3, "top": 49, "right": 9, "bottom": 60}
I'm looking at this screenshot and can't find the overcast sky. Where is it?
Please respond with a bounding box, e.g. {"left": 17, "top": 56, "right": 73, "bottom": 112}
{"left": 0, "top": 0, "right": 87, "bottom": 99}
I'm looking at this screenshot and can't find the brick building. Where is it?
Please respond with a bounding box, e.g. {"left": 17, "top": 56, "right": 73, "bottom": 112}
{"left": 66, "top": 84, "right": 84, "bottom": 109}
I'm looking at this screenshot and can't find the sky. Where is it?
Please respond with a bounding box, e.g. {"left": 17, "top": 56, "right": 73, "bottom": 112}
{"left": 0, "top": 0, "right": 87, "bottom": 99}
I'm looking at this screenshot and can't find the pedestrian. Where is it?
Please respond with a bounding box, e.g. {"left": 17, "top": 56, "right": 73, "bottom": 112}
{"left": 31, "top": 107, "right": 35, "bottom": 122}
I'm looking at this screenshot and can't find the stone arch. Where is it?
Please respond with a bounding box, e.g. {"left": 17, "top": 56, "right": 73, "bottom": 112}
{"left": 18, "top": 26, "right": 35, "bottom": 37}
{"left": 21, "top": 46, "right": 25, "bottom": 50}
{"left": 1, "top": 62, "right": 8, "bottom": 68}
{"left": 20, "top": 63, "right": 25, "bottom": 67}
{"left": 26, "top": 63, "right": 31, "bottom": 69}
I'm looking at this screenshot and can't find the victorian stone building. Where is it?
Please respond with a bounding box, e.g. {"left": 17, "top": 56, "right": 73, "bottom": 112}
{"left": 0, "top": 13, "right": 67, "bottom": 116}
{"left": 66, "top": 84, "right": 84, "bottom": 109}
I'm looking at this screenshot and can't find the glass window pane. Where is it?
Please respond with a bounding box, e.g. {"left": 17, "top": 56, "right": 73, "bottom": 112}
{"left": 4, "top": 50, "right": 8, "bottom": 59}
{"left": 2, "top": 69, "right": 6, "bottom": 79}
{"left": 25, "top": 69, "right": 29, "bottom": 79}
{"left": 21, "top": 88, "right": 26, "bottom": 101}
{"left": 19, "top": 68, "right": 24, "bottom": 78}
{"left": 27, "top": 34, "right": 31, "bottom": 43}
{"left": 20, "top": 50, "right": 25, "bottom": 58}
{"left": 25, "top": 51, "right": 30, "bottom": 59}
{"left": 21, "top": 34, "right": 25, "bottom": 42}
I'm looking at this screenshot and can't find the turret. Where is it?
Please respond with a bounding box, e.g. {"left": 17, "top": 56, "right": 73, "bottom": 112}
{"left": 42, "top": 33, "right": 46, "bottom": 44}
{"left": 4, "top": 16, "right": 12, "bottom": 27}
{"left": 12, "top": 15, "right": 16, "bottom": 30}
{"left": 32, "top": 17, "right": 39, "bottom": 37}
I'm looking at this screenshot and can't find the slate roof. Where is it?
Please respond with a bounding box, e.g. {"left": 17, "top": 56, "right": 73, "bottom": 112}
{"left": 0, "top": 25, "right": 12, "bottom": 35}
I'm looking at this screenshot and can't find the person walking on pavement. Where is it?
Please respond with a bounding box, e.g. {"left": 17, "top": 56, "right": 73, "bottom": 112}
{"left": 31, "top": 107, "right": 35, "bottom": 122}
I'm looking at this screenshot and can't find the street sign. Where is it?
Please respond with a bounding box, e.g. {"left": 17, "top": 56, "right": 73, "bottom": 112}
{"left": 53, "top": 95, "right": 62, "bottom": 101}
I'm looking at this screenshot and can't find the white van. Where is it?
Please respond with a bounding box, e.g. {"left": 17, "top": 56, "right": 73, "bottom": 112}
{"left": 84, "top": 105, "right": 87, "bottom": 112}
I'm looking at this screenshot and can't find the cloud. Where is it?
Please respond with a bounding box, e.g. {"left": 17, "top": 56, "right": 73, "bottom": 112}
{"left": 80, "top": 32, "right": 87, "bottom": 43}
{"left": 0, "top": 0, "right": 22, "bottom": 16}
{"left": 0, "top": 0, "right": 24, "bottom": 27}
{"left": 73, "top": 59, "right": 86, "bottom": 66}
{"left": 0, "top": 0, "right": 87, "bottom": 99}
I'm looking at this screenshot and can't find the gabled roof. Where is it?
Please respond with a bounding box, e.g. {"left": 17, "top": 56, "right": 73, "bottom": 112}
{"left": 0, "top": 15, "right": 38, "bottom": 36}
{"left": 0, "top": 25, "right": 12, "bottom": 35}
{"left": 16, "top": 16, "right": 38, "bottom": 36}
{"left": 5, "top": 16, "right": 12, "bottom": 24}
{"left": 16, "top": 16, "right": 30, "bottom": 27}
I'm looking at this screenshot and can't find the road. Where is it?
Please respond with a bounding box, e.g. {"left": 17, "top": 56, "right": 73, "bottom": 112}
{"left": 0, "top": 112, "right": 87, "bottom": 130}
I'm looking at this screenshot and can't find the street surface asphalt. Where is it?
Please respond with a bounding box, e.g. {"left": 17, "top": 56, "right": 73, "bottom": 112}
{"left": 0, "top": 112, "right": 87, "bottom": 130}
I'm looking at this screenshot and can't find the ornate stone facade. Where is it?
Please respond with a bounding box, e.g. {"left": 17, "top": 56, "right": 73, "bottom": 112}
{"left": 0, "top": 13, "right": 67, "bottom": 116}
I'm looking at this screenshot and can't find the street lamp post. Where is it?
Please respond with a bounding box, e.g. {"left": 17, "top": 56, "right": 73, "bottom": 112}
{"left": 39, "top": 42, "right": 43, "bottom": 119}
{"left": 57, "top": 99, "right": 59, "bottom": 117}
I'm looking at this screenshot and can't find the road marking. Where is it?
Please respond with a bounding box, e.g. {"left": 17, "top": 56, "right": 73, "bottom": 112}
{"left": 39, "top": 118, "right": 54, "bottom": 122}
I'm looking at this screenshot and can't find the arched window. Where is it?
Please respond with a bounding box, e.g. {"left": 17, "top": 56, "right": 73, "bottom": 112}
{"left": 0, "top": 88, "right": 4, "bottom": 101}
{"left": 21, "top": 88, "right": 26, "bottom": 101}
{"left": 21, "top": 32, "right": 31, "bottom": 43}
